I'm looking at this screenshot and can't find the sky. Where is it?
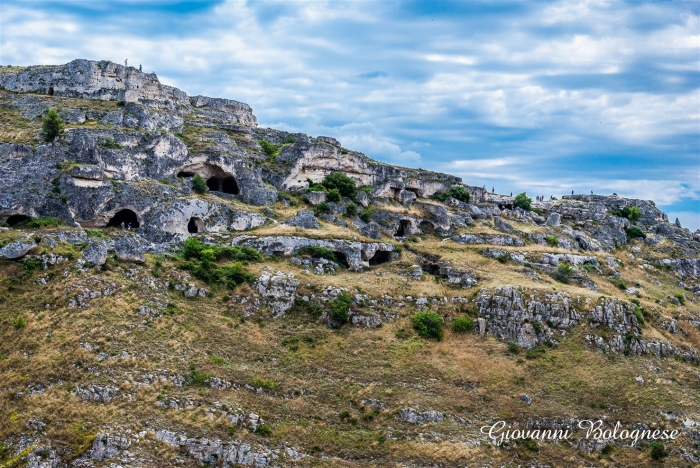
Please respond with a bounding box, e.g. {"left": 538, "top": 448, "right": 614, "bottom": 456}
{"left": 1, "top": 0, "right": 698, "bottom": 229}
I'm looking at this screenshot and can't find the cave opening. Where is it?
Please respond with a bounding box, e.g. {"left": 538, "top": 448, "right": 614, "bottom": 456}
{"left": 369, "top": 250, "right": 392, "bottom": 266}
{"left": 177, "top": 171, "right": 195, "bottom": 178}
{"left": 106, "top": 209, "right": 140, "bottom": 229}
{"left": 207, "top": 176, "right": 240, "bottom": 194}
{"left": 395, "top": 219, "right": 411, "bottom": 237}
{"left": 333, "top": 251, "right": 350, "bottom": 268}
{"left": 47, "top": 85, "right": 54, "bottom": 96}
{"left": 188, "top": 217, "right": 203, "bottom": 234}
{"left": 419, "top": 220, "right": 435, "bottom": 235}
{"left": 6, "top": 215, "right": 30, "bottom": 227}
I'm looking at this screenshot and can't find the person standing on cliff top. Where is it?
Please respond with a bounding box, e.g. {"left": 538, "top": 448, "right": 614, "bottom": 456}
{"left": 124, "top": 59, "right": 128, "bottom": 67}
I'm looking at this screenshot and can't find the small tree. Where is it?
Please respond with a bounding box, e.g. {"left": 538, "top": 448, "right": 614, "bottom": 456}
{"left": 326, "top": 188, "right": 341, "bottom": 202}
{"left": 513, "top": 192, "right": 532, "bottom": 211}
{"left": 322, "top": 172, "right": 356, "bottom": 197}
{"left": 191, "top": 175, "right": 208, "bottom": 194}
{"left": 41, "top": 108, "right": 65, "bottom": 142}
{"left": 435, "top": 185, "right": 470, "bottom": 203}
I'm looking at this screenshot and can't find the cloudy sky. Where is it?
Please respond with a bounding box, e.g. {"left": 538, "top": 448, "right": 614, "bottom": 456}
{"left": 1, "top": 0, "right": 698, "bottom": 228}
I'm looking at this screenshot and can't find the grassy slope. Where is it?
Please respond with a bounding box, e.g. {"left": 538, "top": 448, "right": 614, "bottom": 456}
{"left": 0, "top": 207, "right": 698, "bottom": 467}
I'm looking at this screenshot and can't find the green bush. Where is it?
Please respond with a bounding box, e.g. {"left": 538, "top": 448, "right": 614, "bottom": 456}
{"left": 626, "top": 225, "right": 646, "bottom": 240}
{"left": 251, "top": 377, "right": 278, "bottom": 390}
{"left": 412, "top": 310, "right": 443, "bottom": 340}
{"left": 191, "top": 175, "right": 208, "bottom": 194}
{"left": 329, "top": 292, "right": 353, "bottom": 327}
{"left": 359, "top": 209, "right": 372, "bottom": 223}
{"left": 609, "top": 277, "right": 627, "bottom": 290}
{"left": 451, "top": 316, "right": 474, "bottom": 333}
{"left": 290, "top": 298, "right": 323, "bottom": 317}
{"left": 544, "top": 235, "right": 559, "bottom": 247}
{"left": 315, "top": 202, "right": 331, "bottom": 214}
{"left": 520, "top": 438, "right": 539, "bottom": 452}
{"left": 296, "top": 246, "right": 337, "bottom": 262}
{"left": 326, "top": 188, "right": 341, "bottom": 202}
{"left": 13, "top": 315, "right": 26, "bottom": 329}
{"left": 674, "top": 294, "right": 685, "bottom": 305}
{"left": 344, "top": 203, "right": 357, "bottom": 217}
{"left": 496, "top": 253, "right": 509, "bottom": 263}
{"left": 507, "top": 342, "right": 520, "bottom": 354}
{"left": 612, "top": 206, "right": 641, "bottom": 223}
{"left": 179, "top": 238, "right": 260, "bottom": 289}
{"left": 189, "top": 364, "right": 212, "bottom": 387}
{"left": 513, "top": 192, "right": 532, "bottom": 211}
{"left": 258, "top": 140, "right": 280, "bottom": 159}
{"left": 255, "top": 424, "right": 272, "bottom": 436}
{"left": 551, "top": 262, "right": 574, "bottom": 283}
{"left": 434, "top": 185, "right": 470, "bottom": 204}
{"left": 306, "top": 178, "right": 327, "bottom": 192}
{"left": 322, "top": 172, "right": 356, "bottom": 197}
{"left": 649, "top": 441, "right": 667, "bottom": 460}
{"left": 41, "top": 108, "right": 65, "bottom": 142}
{"left": 525, "top": 346, "right": 547, "bottom": 359}
{"left": 98, "top": 137, "right": 122, "bottom": 149}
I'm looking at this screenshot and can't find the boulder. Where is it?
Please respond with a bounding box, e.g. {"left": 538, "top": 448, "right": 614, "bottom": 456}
{"left": 545, "top": 213, "right": 561, "bottom": 226}
{"left": 114, "top": 237, "right": 146, "bottom": 263}
{"left": 82, "top": 240, "right": 108, "bottom": 266}
{"left": 451, "top": 234, "right": 524, "bottom": 246}
{"left": 283, "top": 210, "right": 320, "bottom": 229}
{"left": 353, "top": 219, "right": 382, "bottom": 240}
{"left": 0, "top": 239, "right": 37, "bottom": 259}
{"left": 305, "top": 191, "right": 327, "bottom": 206}
{"left": 356, "top": 190, "right": 370, "bottom": 207}
{"left": 255, "top": 271, "right": 300, "bottom": 317}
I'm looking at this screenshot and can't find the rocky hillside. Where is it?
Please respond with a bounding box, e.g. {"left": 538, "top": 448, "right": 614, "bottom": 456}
{"left": 0, "top": 59, "right": 698, "bottom": 467}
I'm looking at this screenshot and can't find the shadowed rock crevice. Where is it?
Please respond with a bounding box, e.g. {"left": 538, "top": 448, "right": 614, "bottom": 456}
{"left": 396, "top": 219, "right": 412, "bottom": 237}
{"left": 369, "top": 250, "right": 392, "bottom": 266}
{"left": 5, "top": 214, "right": 30, "bottom": 226}
{"left": 187, "top": 217, "right": 204, "bottom": 234}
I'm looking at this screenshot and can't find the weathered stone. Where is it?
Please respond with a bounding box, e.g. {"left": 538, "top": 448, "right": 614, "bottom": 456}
{"left": 255, "top": 270, "right": 300, "bottom": 317}
{"left": 82, "top": 240, "right": 108, "bottom": 266}
{"left": 0, "top": 239, "right": 37, "bottom": 259}
{"left": 398, "top": 408, "right": 445, "bottom": 424}
{"left": 452, "top": 233, "right": 524, "bottom": 246}
{"left": 546, "top": 213, "right": 561, "bottom": 226}
{"left": 283, "top": 210, "right": 320, "bottom": 229}
{"left": 114, "top": 236, "right": 146, "bottom": 263}
{"left": 305, "top": 191, "right": 327, "bottom": 205}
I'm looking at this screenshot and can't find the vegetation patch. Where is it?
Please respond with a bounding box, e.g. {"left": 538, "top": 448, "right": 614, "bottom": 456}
{"left": 412, "top": 310, "right": 443, "bottom": 340}
{"left": 178, "top": 237, "right": 261, "bottom": 289}
{"left": 451, "top": 316, "right": 474, "bottom": 333}
{"left": 513, "top": 192, "right": 532, "bottom": 211}
{"left": 434, "top": 185, "right": 470, "bottom": 204}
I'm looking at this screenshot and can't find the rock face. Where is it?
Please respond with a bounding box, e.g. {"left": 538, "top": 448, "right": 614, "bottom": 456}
{"left": 476, "top": 286, "right": 580, "bottom": 348}
{"left": 283, "top": 210, "right": 320, "bottom": 229}
{"left": 452, "top": 233, "right": 524, "bottom": 246}
{"left": 232, "top": 235, "right": 396, "bottom": 270}
{"left": 255, "top": 271, "right": 300, "bottom": 317}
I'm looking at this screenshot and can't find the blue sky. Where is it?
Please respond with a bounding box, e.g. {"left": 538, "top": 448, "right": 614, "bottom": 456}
{"left": 1, "top": 0, "right": 698, "bottom": 229}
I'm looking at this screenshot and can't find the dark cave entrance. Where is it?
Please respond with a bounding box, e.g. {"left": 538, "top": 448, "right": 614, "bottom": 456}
{"left": 498, "top": 203, "right": 513, "bottom": 210}
{"left": 107, "top": 209, "right": 140, "bottom": 229}
{"left": 177, "top": 171, "right": 195, "bottom": 178}
{"left": 6, "top": 215, "right": 30, "bottom": 227}
{"left": 419, "top": 220, "right": 435, "bottom": 235}
{"left": 333, "top": 251, "right": 350, "bottom": 268}
{"left": 395, "top": 220, "right": 412, "bottom": 237}
{"left": 369, "top": 250, "right": 392, "bottom": 266}
{"left": 47, "top": 85, "right": 54, "bottom": 96}
{"left": 207, "top": 176, "right": 240, "bottom": 195}
{"left": 188, "top": 217, "right": 204, "bottom": 234}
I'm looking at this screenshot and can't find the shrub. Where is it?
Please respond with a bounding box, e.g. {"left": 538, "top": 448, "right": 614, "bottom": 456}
{"left": 255, "top": 424, "right": 272, "bottom": 436}
{"left": 412, "top": 310, "right": 443, "bottom": 340}
{"left": 507, "top": 342, "right": 520, "bottom": 354}
{"left": 179, "top": 238, "right": 260, "bottom": 289}
{"left": 649, "top": 441, "right": 667, "bottom": 460}
{"left": 526, "top": 346, "right": 547, "bottom": 359}
{"left": 513, "top": 192, "right": 532, "bottom": 211}
{"left": 451, "top": 316, "right": 474, "bottom": 333}
{"left": 544, "top": 235, "right": 559, "bottom": 247}
{"left": 329, "top": 292, "right": 353, "bottom": 327}
{"left": 326, "top": 188, "right": 341, "bottom": 202}
{"left": 520, "top": 438, "right": 539, "bottom": 452}
{"left": 315, "top": 202, "right": 331, "bottom": 214}
{"left": 322, "top": 172, "right": 356, "bottom": 197}
{"left": 344, "top": 203, "right": 357, "bottom": 217}
{"left": 296, "top": 246, "right": 337, "bottom": 262}
{"left": 609, "top": 278, "right": 627, "bottom": 290}
{"left": 674, "top": 294, "right": 685, "bottom": 305}
{"left": 359, "top": 209, "right": 372, "bottom": 223}
{"left": 98, "top": 137, "right": 122, "bottom": 149}
{"left": 551, "top": 262, "right": 574, "bottom": 283}
{"left": 251, "top": 377, "right": 278, "bottom": 390}
{"left": 41, "top": 108, "right": 65, "bottom": 142}
{"left": 191, "top": 174, "right": 208, "bottom": 194}
{"left": 612, "top": 206, "right": 641, "bottom": 224}
{"left": 626, "top": 225, "right": 646, "bottom": 240}
{"left": 189, "top": 364, "right": 211, "bottom": 387}
{"left": 496, "top": 253, "right": 509, "bottom": 263}
{"left": 258, "top": 140, "right": 280, "bottom": 159}
{"left": 434, "top": 185, "right": 470, "bottom": 204}
{"left": 13, "top": 315, "right": 26, "bottom": 329}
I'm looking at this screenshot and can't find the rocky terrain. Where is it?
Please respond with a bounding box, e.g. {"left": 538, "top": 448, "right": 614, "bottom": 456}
{"left": 0, "top": 59, "right": 699, "bottom": 467}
